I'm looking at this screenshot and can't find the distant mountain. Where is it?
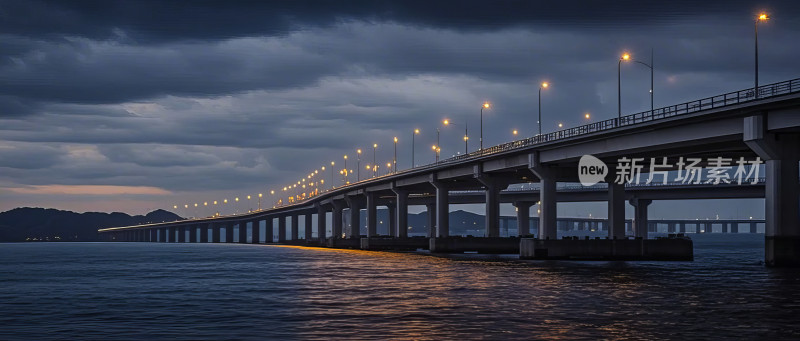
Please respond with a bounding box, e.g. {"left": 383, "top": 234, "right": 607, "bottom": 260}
{"left": 0, "top": 208, "right": 183, "bottom": 242}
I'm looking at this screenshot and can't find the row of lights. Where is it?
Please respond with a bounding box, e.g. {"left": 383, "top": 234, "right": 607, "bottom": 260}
{"left": 171, "top": 12, "right": 772, "bottom": 217}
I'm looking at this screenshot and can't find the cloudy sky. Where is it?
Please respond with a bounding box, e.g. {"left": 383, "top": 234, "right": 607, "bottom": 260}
{"left": 1, "top": 1, "right": 798, "bottom": 218}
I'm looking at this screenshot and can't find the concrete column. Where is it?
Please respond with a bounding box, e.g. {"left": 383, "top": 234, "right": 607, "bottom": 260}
{"left": 393, "top": 188, "right": 409, "bottom": 238}
{"left": 539, "top": 176, "right": 557, "bottom": 239}
{"left": 316, "top": 204, "right": 327, "bottom": 241}
{"left": 430, "top": 180, "right": 449, "bottom": 238}
{"left": 252, "top": 220, "right": 260, "bottom": 244}
{"left": 515, "top": 202, "right": 533, "bottom": 237}
{"left": 425, "top": 203, "right": 436, "bottom": 238}
{"left": 476, "top": 174, "right": 503, "bottom": 238}
{"left": 705, "top": 223, "right": 712, "bottom": 233}
{"left": 731, "top": 223, "right": 739, "bottom": 234}
{"left": 751, "top": 222, "right": 758, "bottom": 233}
{"left": 290, "top": 216, "right": 299, "bottom": 240}
{"left": 744, "top": 117, "right": 800, "bottom": 266}
{"left": 177, "top": 227, "right": 185, "bottom": 243}
{"left": 265, "top": 218, "right": 274, "bottom": 243}
{"left": 239, "top": 222, "right": 248, "bottom": 243}
{"left": 225, "top": 224, "right": 234, "bottom": 243}
{"left": 189, "top": 226, "right": 197, "bottom": 243}
{"left": 388, "top": 204, "right": 397, "bottom": 237}
{"left": 608, "top": 181, "right": 626, "bottom": 239}
{"left": 630, "top": 198, "right": 652, "bottom": 239}
{"left": 679, "top": 222, "right": 686, "bottom": 233}
{"left": 200, "top": 224, "right": 209, "bottom": 243}
{"left": 277, "top": 216, "right": 287, "bottom": 242}
{"left": 332, "top": 200, "right": 345, "bottom": 239}
{"left": 722, "top": 223, "right": 729, "bottom": 233}
{"left": 366, "top": 192, "right": 378, "bottom": 237}
{"left": 345, "top": 196, "right": 362, "bottom": 239}
{"left": 210, "top": 225, "right": 219, "bottom": 243}
{"left": 695, "top": 223, "right": 702, "bottom": 234}
{"left": 278, "top": 216, "right": 286, "bottom": 242}
{"left": 305, "top": 214, "right": 313, "bottom": 240}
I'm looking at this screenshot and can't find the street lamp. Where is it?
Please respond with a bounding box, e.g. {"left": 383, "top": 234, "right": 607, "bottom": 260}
{"left": 443, "top": 119, "right": 468, "bottom": 154}
{"left": 330, "top": 161, "right": 335, "bottom": 189}
{"left": 480, "top": 102, "right": 490, "bottom": 150}
{"left": 755, "top": 12, "right": 769, "bottom": 98}
{"left": 393, "top": 137, "right": 397, "bottom": 173}
{"left": 258, "top": 193, "right": 262, "bottom": 210}
{"left": 357, "top": 149, "right": 362, "bottom": 181}
{"left": 432, "top": 145, "right": 439, "bottom": 162}
{"left": 386, "top": 162, "right": 392, "bottom": 175}
{"left": 343, "top": 155, "right": 348, "bottom": 184}
{"left": 512, "top": 129, "right": 518, "bottom": 138}
{"left": 372, "top": 143, "right": 377, "bottom": 178}
{"left": 618, "top": 53, "right": 630, "bottom": 120}
{"left": 620, "top": 51, "right": 654, "bottom": 114}
{"left": 412, "top": 129, "right": 420, "bottom": 168}
{"left": 538, "top": 82, "right": 548, "bottom": 135}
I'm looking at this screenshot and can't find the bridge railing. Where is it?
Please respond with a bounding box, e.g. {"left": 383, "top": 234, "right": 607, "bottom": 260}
{"left": 429, "top": 77, "right": 800, "bottom": 166}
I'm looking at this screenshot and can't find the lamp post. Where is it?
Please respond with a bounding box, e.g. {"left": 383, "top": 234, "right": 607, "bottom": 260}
{"left": 755, "top": 13, "right": 769, "bottom": 98}
{"left": 412, "top": 129, "right": 419, "bottom": 169}
{"left": 432, "top": 145, "right": 439, "bottom": 162}
{"left": 356, "top": 149, "right": 361, "bottom": 181}
{"left": 538, "top": 82, "right": 548, "bottom": 135}
{"left": 372, "top": 143, "right": 377, "bottom": 178}
{"left": 620, "top": 51, "right": 655, "bottom": 114}
{"left": 480, "top": 102, "right": 490, "bottom": 150}
{"left": 393, "top": 137, "right": 397, "bottom": 173}
{"left": 330, "top": 161, "right": 335, "bottom": 189}
{"left": 386, "top": 162, "right": 392, "bottom": 175}
{"left": 443, "top": 119, "right": 468, "bottom": 154}
{"left": 618, "top": 53, "right": 630, "bottom": 120}
{"left": 343, "top": 155, "right": 348, "bottom": 184}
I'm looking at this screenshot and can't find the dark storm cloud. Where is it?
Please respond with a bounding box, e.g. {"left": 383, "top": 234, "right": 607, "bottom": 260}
{"left": 2, "top": 0, "right": 791, "bottom": 43}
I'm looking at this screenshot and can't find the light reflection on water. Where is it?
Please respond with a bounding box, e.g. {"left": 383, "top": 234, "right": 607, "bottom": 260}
{"left": 0, "top": 234, "right": 798, "bottom": 340}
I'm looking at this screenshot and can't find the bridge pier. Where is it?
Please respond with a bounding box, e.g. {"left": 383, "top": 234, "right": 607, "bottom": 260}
{"left": 608, "top": 180, "right": 626, "bottom": 239}
{"left": 345, "top": 195, "right": 363, "bottom": 239}
{"left": 189, "top": 226, "right": 197, "bottom": 243}
{"left": 475, "top": 170, "right": 508, "bottom": 238}
{"left": 239, "top": 222, "right": 248, "bottom": 243}
{"left": 751, "top": 222, "right": 758, "bottom": 234}
{"left": 265, "top": 218, "right": 274, "bottom": 243}
{"left": 316, "top": 203, "right": 327, "bottom": 242}
{"left": 387, "top": 203, "right": 397, "bottom": 237}
{"left": 745, "top": 117, "right": 800, "bottom": 266}
{"left": 514, "top": 201, "right": 533, "bottom": 237}
{"left": 200, "top": 224, "right": 209, "bottom": 243}
{"left": 332, "top": 200, "right": 345, "bottom": 239}
{"left": 430, "top": 177, "right": 450, "bottom": 238}
{"left": 679, "top": 223, "right": 686, "bottom": 233}
{"left": 252, "top": 220, "right": 260, "bottom": 243}
{"left": 290, "top": 215, "right": 299, "bottom": 241}
{"left": 304, "top": 213, "right": 313, "bottom": 241}
{"left": 225, "top": 224, "right": 234, "bottom": 243}
{"left": 630, "top": 198, "right": 651, "bottom": 239}
{"left": 177, "top": 227, "right": 186, "bottom": 243}
{"left": 278, "top": 216, "right": 287, "bottom": 242}
{"left": 212, "top": 224, "right": 221, "bottom": 243}
{"left": 530, "top": 153, "right": 557, "bottom": 240}
{"left": 425, "top": 203, "right": 436, "bottom": 238}
{"left": 366, "top": 192, "right": 378, "bottom": 237}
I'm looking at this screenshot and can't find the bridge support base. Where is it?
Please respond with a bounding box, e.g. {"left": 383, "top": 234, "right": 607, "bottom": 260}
{"left": 520, "top": 236, "right": 693, "bottom": 261}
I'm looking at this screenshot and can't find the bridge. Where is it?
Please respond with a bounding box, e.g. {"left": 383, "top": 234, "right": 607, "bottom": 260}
{"left": 99, "top": 78, "right": 800, "bottom": 266}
